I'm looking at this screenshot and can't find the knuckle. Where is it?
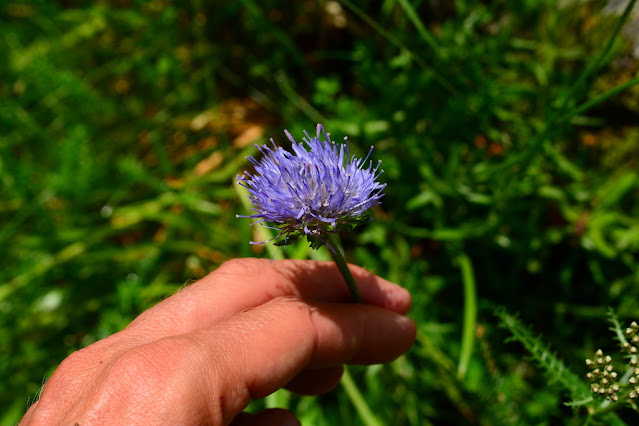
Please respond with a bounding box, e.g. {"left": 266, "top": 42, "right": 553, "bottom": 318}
{"left": 270, "top": 295, "right": 314, "bottom": 315}
{"left": 106, "top": 350, "right": 161, "bottom": 391}
{"left": 48, "top": 346, "right": 97, "bottom": 387}
{"left": 91, "top": 340, "right": 194, "bottom": 414}
{"left": 216, "top": 257, "right": 265, "bottom": 277}
{"left": 106, "top": 340, "right": 184, "bottom": 390}
{"left": 268, "top": 296, "right": 320, "bottom": 335}
{"left": 55, "top": 348, "right": 88, "bottom": 374}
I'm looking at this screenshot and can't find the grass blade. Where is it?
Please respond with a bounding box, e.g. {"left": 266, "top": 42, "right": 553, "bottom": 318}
{"left": 341, "top": 366, "right": 383, "bottom": 426}
{"left": 457, "top": 253, "right": 477, "bottom": 380}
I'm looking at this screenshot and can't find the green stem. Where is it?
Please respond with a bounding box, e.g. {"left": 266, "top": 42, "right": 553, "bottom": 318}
{"left": 326, "top": 235, "right": 362, "bottom": 303}
{"left": 559, "top": 75, "right": 639, "bottom": 124}
{"left": 558, "top": 0, "right": 637, "bottom": 110}
{"left": 341, "top": 366, "right": 383, "bottom": 426}
{"left": 457, "top": 253, "right": 477, "bottom": 380}
{"left": 339, "top": 0, "right": 462, "bottom": 100}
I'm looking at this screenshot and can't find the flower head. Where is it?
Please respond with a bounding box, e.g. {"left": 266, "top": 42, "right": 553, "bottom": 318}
{"left": 237, "top": 124, "right": 385, "bottom": 249}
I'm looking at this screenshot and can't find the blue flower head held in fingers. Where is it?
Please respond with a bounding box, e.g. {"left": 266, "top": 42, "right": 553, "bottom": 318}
{"left": 237, "top": 124, "right": 386, "bottom": 302}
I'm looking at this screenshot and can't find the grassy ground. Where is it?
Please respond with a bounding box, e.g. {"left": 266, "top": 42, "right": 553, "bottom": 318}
{"left": 3, "top": 0, "right": 639, "bottom": 424}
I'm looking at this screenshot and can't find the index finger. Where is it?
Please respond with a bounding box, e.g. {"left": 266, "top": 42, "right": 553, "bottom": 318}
{"left": 127, "top": 258, "right": 411, "bottom": 338}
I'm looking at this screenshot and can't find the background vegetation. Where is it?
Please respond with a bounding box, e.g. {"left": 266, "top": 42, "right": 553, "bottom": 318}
{"left": 2, "top": 0, "right": 639, "bottom": 424}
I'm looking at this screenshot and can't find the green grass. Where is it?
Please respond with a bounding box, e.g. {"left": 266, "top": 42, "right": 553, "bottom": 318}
{"left": 3, "top": 0, "right": 639, "bottom": 424}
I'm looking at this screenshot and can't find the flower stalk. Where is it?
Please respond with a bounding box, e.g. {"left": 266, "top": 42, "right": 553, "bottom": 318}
{"left": 325, "top": 235, "right": 361, "bottom": 303}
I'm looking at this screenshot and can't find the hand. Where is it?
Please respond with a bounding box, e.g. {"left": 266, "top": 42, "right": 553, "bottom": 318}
{"left": 21, "top": 258, "right": 416, "bottom": 425}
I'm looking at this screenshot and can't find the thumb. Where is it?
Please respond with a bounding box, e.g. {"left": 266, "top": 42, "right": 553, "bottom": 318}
{"left": 231, "top": 408, "right": 301, "bottom": 426}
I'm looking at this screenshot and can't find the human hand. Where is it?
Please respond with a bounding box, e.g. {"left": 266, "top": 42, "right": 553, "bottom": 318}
{"left": 21, "top": 258, "right": 416, "bottom": 425}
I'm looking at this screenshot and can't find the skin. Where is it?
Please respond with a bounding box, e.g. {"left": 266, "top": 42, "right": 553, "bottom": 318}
{"left": 20, "top": 258, "right": 416, "bottom": 425}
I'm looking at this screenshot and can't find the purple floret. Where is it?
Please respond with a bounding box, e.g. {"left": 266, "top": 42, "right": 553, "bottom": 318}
{"left": 236, "top": 123, "right": 385, "bottom": 246}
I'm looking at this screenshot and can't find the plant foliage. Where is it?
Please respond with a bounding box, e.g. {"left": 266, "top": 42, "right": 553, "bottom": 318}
{"left": 3, "top": 0, "right": 639, "bottom": 424}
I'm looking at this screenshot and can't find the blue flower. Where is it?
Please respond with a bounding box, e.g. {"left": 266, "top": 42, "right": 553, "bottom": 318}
{"left": 237, "top": 124, "right": 386, "bottom": 249}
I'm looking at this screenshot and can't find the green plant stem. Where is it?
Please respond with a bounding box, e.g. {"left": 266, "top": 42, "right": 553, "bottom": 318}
{"left": 341, "top": 366, "right": 383, "bottom": 426}
{"left": 559, "top": 75, "right": 639, "bottom": 124}
{"left": 326, "top": 235, "right": 361, "bottom": 303}
{"left": 559, "top": 0, "right": 637, "bottom": 108}
{"left": 338, "top": 0, "right": 461, "bottom": 100}
{"left": 457, "top": 253, "right": 477, "bottom": 380}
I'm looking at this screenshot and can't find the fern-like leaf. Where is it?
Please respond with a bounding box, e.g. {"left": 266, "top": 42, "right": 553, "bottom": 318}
{"left": 495, "top": 307, "right": 627, "bottom": 425}
{"left": 495, "top": 307, "right": 589, "bottom": 401}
